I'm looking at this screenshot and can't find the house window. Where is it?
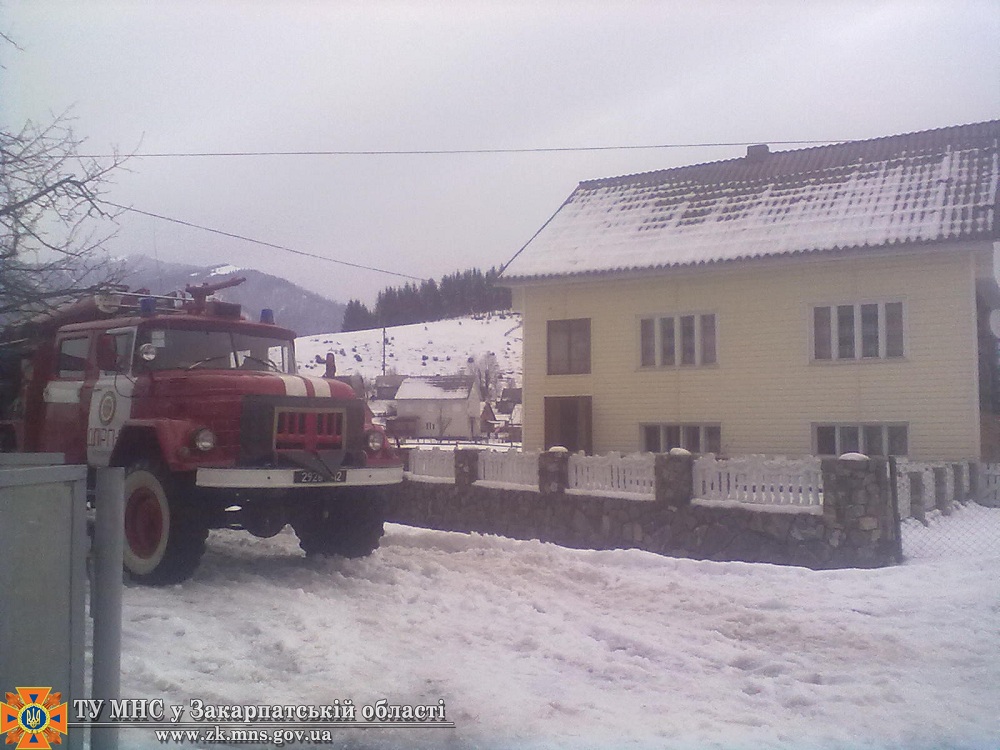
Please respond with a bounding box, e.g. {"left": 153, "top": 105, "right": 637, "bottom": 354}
{"left": 642, "top": 423, "right": 721, "bottom": 454}
{"left": 639, "top": 313, "right": 717, "bottom": 367}
{"left": 813, "top": 302, "right": 904, "bottom": 361}
{"left": 547, "top": 319, "right": 591, "bottom": 375}
{"left": 813, "top": 423, "right": 908, "bottom": 456}
{"left": 640, "top": 318, "right": 655, "bottom": 367}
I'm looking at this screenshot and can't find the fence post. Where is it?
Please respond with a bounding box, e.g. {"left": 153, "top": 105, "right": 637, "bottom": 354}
{"left": 538, "top": 447, "right": 569, "bottom": 495}
{"left": 933, "top": 466, "right": 951, "bottom": 515}
{"left": 887, "top": 457, "right": 903, "bottom": 563}
{"left": 967, "top": 462, "right": 980, "bottom": 503}
{"left": 454, "top": 450, "right": 479, "bottom": 488}
{"left": 821, "top": 455, "right": 894, "bottom": 567}
{"left": 656, "top": 449, "right": 693, "bottom": 508}
{"left": 951, "top": 463, "right": 965, "bottom": 503}
{"left": 908, "top": 471, "right": 926, "bottom": 523}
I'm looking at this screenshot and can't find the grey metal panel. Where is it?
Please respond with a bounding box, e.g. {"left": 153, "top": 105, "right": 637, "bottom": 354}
{"left": 0, "top": 465, "right": 87, "bottom": 750}
{"left": 0, "top": 464, "right": 84, "bottom": 486}
{"left": 0, "top": 453, "right": 66, "bottom": 466}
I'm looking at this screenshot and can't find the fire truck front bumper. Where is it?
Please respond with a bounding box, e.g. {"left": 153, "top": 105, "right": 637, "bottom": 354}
{"left": 196, "top": 465, "right": 403, "bottom": 489}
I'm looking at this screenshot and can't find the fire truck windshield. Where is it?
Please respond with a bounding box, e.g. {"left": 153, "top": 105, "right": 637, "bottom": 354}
{"left": 140, "top": 328, "right": 295, "bottom": 373}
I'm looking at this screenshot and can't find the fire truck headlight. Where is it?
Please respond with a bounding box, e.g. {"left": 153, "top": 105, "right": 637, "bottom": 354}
{"left": 365, "top": 430, "right": 386, "bottom": 453}
{"left": 192, "top": 428, "right": 217, "bottom": 452}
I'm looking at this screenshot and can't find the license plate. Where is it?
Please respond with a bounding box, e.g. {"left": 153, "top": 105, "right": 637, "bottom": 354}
{"left": 293, "top": 469, "right": 347, "bottom": 484}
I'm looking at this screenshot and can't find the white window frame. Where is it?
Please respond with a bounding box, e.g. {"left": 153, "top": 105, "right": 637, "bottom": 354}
{"left": 811, "top": 301, "right": 905, "bottom": 362}
{"left": 641, "top": 423, "right": 722, "bottom": 454}
{"left": 639, "top": 312, "right": 718, "bottom": 368}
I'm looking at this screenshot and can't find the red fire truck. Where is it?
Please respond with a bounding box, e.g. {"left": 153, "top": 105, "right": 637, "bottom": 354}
{"left": 0, "top": 277, "right": 402, "bottom": 584}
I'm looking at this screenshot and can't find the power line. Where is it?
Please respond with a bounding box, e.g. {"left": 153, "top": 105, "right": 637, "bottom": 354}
{"left": 78, "top": 139, "right": 837, "bottom": 159}
{"left": 101, "top": 200, "right": 428, "bottom": 282}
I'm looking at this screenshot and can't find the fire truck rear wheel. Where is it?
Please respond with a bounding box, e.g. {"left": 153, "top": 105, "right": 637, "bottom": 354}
{"left": 123, "top": 462, "right": 208, "bottom": 585}
{"left": 292, "top": 490, "right": 387, "bottom": 559}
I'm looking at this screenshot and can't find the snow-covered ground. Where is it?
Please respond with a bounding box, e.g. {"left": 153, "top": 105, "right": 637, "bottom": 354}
{"left": 113, "top": 503, "right": 1000, "bottom": 750}
{"left": 296, "top": 313, "right": 523, "bottom": 386}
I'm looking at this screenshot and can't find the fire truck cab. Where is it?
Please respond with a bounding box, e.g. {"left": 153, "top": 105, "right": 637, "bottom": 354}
{"left": 0, "top": 278, "right": 402, "bottom": 584}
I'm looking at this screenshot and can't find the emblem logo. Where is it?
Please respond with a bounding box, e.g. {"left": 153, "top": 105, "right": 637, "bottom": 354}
{"left": 98, "top": 391, "right": 117, "bottom": 425}
{"left": 1, "top": 687, "right": 68, "bottom": 749}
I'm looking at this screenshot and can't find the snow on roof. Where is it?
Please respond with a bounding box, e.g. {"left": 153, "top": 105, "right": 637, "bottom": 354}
{"left": 209, "top": 264, "right": 245, "bottom": 276}
{"left": 395, "top": 375, "right": 476, "bottom": 400}
{"left": 502, "top": 120, "right": 1000, "bottom": 281}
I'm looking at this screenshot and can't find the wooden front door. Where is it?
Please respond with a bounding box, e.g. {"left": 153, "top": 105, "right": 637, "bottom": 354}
{"left": 544, "top": 396, "right": 593, "bottom": 455}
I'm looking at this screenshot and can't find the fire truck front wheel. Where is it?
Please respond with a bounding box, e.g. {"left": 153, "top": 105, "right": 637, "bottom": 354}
{"left": 291, "top": 489, "right": 388, "bottom": 559}
{"left": 123, "top": 463, "right": 208, "bottom": 585}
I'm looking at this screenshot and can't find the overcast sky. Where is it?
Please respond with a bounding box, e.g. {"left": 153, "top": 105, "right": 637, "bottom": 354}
{"left": 4, "top": 0, "right": 999, "bottom": 305}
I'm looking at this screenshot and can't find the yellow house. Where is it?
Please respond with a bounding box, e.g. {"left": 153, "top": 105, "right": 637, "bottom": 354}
{"left": 500, "top": 121, "right": 1000, "bottom": 461}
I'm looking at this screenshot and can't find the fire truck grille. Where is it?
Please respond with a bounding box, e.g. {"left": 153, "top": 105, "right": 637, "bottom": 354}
{"left": 274, "top": 409, "right": 344, "bottom": 452}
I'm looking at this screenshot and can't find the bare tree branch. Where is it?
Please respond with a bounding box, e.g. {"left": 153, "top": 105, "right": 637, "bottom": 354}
{"left": 1, "top": 112, "right": 130, "bottom": 322}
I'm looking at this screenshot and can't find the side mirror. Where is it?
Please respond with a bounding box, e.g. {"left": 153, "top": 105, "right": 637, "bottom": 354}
{"left": 95, "top": 334, "right": 119, "bottom": 372}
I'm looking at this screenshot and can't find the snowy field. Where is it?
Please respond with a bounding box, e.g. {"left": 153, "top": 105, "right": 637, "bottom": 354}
{"left": 111, "top": 505, "right": 1000, "bottom": 750}
{"left": 296, "top": 313, "right": 523, "bottom": 385}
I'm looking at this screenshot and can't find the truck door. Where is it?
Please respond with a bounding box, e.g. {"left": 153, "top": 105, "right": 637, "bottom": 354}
{"left": 41, "top": 334, "right": 93, "bottom": 463}
{"left": 87, "top": 328, "right": 136, "bottom": 467}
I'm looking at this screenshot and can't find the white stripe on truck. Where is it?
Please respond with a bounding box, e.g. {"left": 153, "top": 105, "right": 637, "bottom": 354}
{"left": 276, "top": 374, "right": 308, "bottom": 397}
{"left": 303, "top": 377, "right": 334, "bottom": 397}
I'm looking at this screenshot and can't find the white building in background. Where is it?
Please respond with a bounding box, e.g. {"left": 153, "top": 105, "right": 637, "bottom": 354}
{"left": 391, "top": 375, "right": 484, "bottom": 439}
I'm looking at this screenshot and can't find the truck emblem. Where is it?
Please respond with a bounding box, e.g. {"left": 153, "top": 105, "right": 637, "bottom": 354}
{"left": 98, "top": 391, "right": 117, "bottom": 425}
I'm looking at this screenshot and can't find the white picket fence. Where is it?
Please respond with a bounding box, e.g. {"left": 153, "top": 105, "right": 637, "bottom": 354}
{"left": 893, "top": 459, "right": 973, "bottom": 519}
{"left": 477, "top": 449, "right": 540, "bottom": 488}
{"left": 982, "top": 464, "right": 1000, "bottom": 505}
{"left": 693, "top": 455, "right": 823, "bottom": 508}
{"left": 406, "top": 448, "right": 455, "bottom": 481}
{"left": 567, "top": 452, "right": 656, "bottom": 500}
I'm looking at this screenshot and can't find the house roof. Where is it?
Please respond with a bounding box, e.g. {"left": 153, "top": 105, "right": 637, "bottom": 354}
{"left": 375, "top": 374, "right": 407, "bottom": 388}
{"left": 501, "top": 120, "right": 1000, "bottom": 281}
{"left": 394, "top": 375, "right": 478, "bottom": 401}
{"left": 499, "top": 387, "right": 523, "bottom": 403}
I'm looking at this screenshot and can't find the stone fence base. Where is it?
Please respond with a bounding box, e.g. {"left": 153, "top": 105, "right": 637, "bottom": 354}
{"left": 386, "top": 453, "right": 899, "bottom": 570}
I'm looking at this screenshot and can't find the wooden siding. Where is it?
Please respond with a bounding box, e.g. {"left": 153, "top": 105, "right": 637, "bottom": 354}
{"left": 518, "top": 244, "right": 990, "bottom": 460}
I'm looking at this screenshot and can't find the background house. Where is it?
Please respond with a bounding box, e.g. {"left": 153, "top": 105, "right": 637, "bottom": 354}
{"left": 480, "top": 401, "right": 498, "bottom": 436}
{"left": 500, "top": 120, "right": 1000, "bottom": 460}
{"left": 373, "top": 374, "right": 406, "bottom": 400}
{"left": 392, "top": 374, "right": 484, "bottom": 440}
{"left": 498, "top": 403, "right": 523, "bottom": 443}
{"left": 496, "top": 386, "right": 523, "bottom": 416}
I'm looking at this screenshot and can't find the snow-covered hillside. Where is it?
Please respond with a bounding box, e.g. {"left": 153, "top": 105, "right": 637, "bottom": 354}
{"left": 296, "top": 312, "right": 523, "bottom": 386}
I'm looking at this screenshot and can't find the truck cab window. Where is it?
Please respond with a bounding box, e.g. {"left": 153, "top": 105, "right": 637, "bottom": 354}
{"left": 57, "top": 337, "right": 90, "bottom": 378}
{"left": 97, "top": 331, "right": 135, "bottom": 373}
{"left": 141, "top": 328, "right": 294, "bottom": 373}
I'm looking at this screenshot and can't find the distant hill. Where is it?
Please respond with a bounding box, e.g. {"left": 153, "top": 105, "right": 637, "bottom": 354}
{"left": 119, "top": 256, "right": 346, "bottom": 336}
